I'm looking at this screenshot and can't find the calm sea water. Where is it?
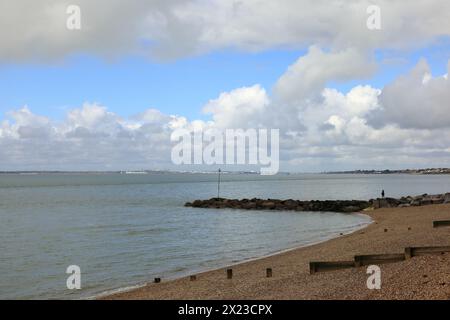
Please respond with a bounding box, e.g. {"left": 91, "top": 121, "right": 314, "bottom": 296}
{"left": 2, "top": 172, "right": 450, "bottom": 299}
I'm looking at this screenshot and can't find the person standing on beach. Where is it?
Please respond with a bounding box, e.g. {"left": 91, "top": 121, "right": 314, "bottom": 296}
{"left": 381, "top": 189, "right": 385, "bottom": 198}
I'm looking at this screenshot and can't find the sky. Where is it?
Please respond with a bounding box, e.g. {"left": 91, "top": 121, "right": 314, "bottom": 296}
{"left": 0, "top": 0, "right": 450, "bottom": 172}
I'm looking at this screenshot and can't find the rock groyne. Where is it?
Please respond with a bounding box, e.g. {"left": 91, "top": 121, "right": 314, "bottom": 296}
{"left": 185, "top": 198, "right": 371, "bottom": 213}
{"left": 373, "top": 193, "right": 450, "bottom": 208}
{"left": 185, "top": 193, "right": 450, "bottom": 213}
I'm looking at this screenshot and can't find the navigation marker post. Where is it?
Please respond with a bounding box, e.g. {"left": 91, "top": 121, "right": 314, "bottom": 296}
{"left": 217, "top": 168, "right": 221, "bottom": 198}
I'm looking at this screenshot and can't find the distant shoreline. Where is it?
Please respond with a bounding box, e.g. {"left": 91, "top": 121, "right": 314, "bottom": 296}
{"left": 1, "top": 168, "right": 450, "bottom": 175}
{"left": 323, "top": 168, "right": 450, "bottom": 175}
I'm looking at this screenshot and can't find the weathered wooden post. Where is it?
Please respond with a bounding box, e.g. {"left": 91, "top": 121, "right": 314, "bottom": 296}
{"left": 404, "top": 247, "right": 412, "bottom": 259}
{"left": 190, "top": 275, "right": 197, "bottom": 281}
{"left": 227, "top": 268, "right": 232, "bottom": 279}
{"left": 433, "top": 220, "right": 450, "bottom": 228}
{"left": 154, "top": 277, "right": 161, "bottom": 283}
{"left": 266, "top": 268, "right": 272, "bottom": 278}
{"left": 309, "top": 262, "right": 317, "bottom": 274}
{"left": 354, "top": 256, "right": 362, "bottom": 267}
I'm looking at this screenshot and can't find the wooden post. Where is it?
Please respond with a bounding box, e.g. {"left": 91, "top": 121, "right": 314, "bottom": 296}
{"left": 154, "top": 277, "right": 161, "bottom": 283}
{"left": 354, "top": 256, "right": 362, "bottom": 267}
{"left": 404, "top": 247, "right": 412, "bottom": 259}
{"left": 190, "top": 275, "right": 197, "bottom": 281}
{"left": 227, "top": 268, "right": 232, "bottom": 279}
{"left": 433, "top": 220, "right": 450, "bottom": 228}
{"left": 266, "top": 268, "right": 272, "bottom": 278}
{"left": 309, "top": 262, "right": 316, "bottom": 274}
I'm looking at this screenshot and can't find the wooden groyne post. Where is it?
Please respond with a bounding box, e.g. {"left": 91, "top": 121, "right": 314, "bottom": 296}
{"left": 354, "top": 253, "right": 405, "bottom": 267}
{"left": 405, "top": 246, "right": 450, "bottom": 258}
{"left": 309, "top": 261, "right": 355, "bottom": 274}
{"left": 433, "top": 220, "right": 450, "bottom": 228}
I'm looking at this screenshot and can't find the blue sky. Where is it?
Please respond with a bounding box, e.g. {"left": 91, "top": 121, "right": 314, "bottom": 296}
{"left": 0, "top": 49, "right": 303, "bottom": 121}
{"left": 1, "top": 38, "right": 448, "bottom": 123}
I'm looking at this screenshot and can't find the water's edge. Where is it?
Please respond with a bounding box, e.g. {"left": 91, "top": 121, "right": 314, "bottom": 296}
{"left": 90, "top": 212, "right": 373, "bottom": 300}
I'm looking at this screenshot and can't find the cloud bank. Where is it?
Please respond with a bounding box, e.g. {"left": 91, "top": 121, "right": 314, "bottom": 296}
{"left": 1, "top": 0, "right": 450, "bottom": 61}
{"left": 2, "top": 56, "right": 450, "bottom": 171}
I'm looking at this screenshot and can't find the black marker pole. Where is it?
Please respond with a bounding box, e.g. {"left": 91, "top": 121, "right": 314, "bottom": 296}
{"left": 217, "top": 168, "right": 221, "bottom": 199}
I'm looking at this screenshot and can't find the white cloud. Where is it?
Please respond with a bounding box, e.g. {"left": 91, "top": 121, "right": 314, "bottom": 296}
{"left": 273, "top": 46, "right": 376, "bottom": 104}
{"left": 0, "top": 103, "right": 186, "bottom": 170}
{"left": 202, "top": 84, "right": 269, "bottom": 128}
{"left": 370, "top": 59, "right": 450, "bottom": 129}
{"left": 2, "top": 0, "right": 450, "bottom": 61}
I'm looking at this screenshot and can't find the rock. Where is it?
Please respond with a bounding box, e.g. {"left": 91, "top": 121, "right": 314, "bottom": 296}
{"left": 191, "top": 200, "right": 204, "bottom": 207}
{"left": 431, "top": 197, "right": 444, "bottom": 204}
{"left": 242, "top": 202, "right": 256, "bottom": 209}
{"left": 385, "top": 197, "right": 401, "bottom": 206}
{"left": 420, "top": 199, "right": 433, "bottom": 206}
{"left": 283, "top": 199, "right": 298, "bottom": 209}
{"left": 411, "top": 200, "right": 421, "bottom": 206}
{"left": 185, "top": 191, "right": 450, "bottom": 213}
{"left": 261, "top": 201, "right": 275, "bottom": 209}
{"left": 373, "top": 198, "right": 390, "bottom": 209}
{"left": 444, "top": 193, "right": 450, "bottom": 204}
{"left": 342, "top": 206, "right": 360, "bottom": 213}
